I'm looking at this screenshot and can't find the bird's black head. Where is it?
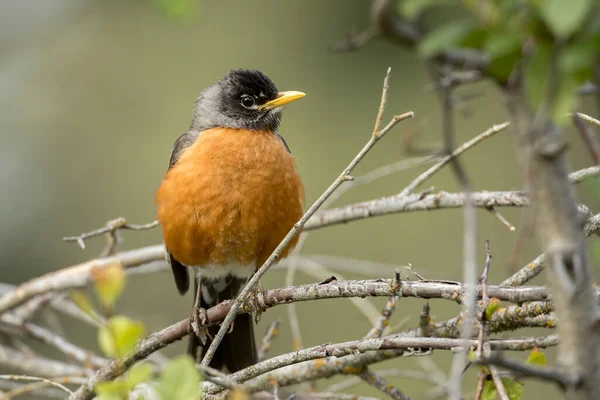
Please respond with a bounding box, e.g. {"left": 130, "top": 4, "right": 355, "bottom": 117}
{"left": 190, "top": 69, "right": 305, "bottom": 132}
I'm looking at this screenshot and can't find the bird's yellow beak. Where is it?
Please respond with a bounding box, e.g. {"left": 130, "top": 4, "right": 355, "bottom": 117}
{"left": 258, "top": 91, "right": 306, "bottom": 111}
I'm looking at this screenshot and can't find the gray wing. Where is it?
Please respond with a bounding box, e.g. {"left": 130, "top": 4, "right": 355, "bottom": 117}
{"left": 164, "top": 131, "right": 201, "bottom": 295}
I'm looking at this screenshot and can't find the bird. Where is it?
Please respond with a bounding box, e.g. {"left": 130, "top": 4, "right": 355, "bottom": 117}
{"left": 155, "top": 69, "right": 305, "bottom": 373}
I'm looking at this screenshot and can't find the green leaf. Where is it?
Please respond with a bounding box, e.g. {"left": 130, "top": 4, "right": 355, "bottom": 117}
{"left": 419, "top": 22, "right": 481, "bottom": 57}
{"left": 127, "top": 362, "right": 153, "bottom": 388}
{"left": 95, "top": 380, "right": 129, "bottom": 400}
{"left": 485, "top": 33, "right": 524, "bottom": 58}
{"left": 502, "top": 377, "right": 524, "bottom": 400}
{"left": 485, "top": 298, "right": 502, "bottom": 320}
{"left": 92, "top": 262, "right": 126, "bottom": 313}
{"left": 70, "top": 290, "right": 101, "bottom": 322}
{"left": 539, "top": 0, "right": 593, "bottom": 38}
{"left": 98, "top": 316, "right": 145, "bottom": 358}
{"left": 526, "top": 348, "right": 548, "bottom": 366}
{"left": 482, "top": 380, "right": 497, "bottom": 400}
{"left": 155, "top": 355, "right": 201, "bottom": 400}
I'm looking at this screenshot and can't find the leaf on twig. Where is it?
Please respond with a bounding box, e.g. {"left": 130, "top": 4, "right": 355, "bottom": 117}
{"left": 482, "top": 380, "right": 496, "bottom": 400}
{"left": 526, "top": 348, "right": 548, "bottom": 366}
{"left": 126, "top": 362, "right": 153, "bottom": 388}
{"left": 92, "top": 262, "right": 126, "bottom": 314}
{"left": 95, "top": 379, "right": 129, "bottom": 400}
{"left": 502, "top": 377, "right": 524, "bottom": 400}
{"left": 538, "top": 0, "right": 593, "bottom": 39}
{"left": 98, "top": 316, "right": 145, "bottom": 358}
{"left": 155, "top": 355, "right": 201, "bottom": 400}
{"left": 485, "top": 298, "right": 502, "bottom": 320}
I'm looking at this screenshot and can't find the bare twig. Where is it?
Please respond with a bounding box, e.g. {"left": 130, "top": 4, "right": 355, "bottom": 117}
{"left": 365, "top": 271, "right": 401, "bottom": 339}
{"left": 358, "top": 368, "right": 410, "bottom": 400}
{"left": 399, "top": 121, "right": 510, "bottom": 196}
{"left": 474, "top": 356, "right": 580, "bottom": 388}
{"left": 474, "top": 241, "right": 509, "bottom": 400}
{"left": 0, "top": 375, "right": 75, "bottom": 396}
{"left": 0, "top": 345, "right": 85, "bottom": 378}
{"left": 258, "top": 320, "right": 281, "bottom": 362}
{"left": 63, "top": 218, "right": 158, "bottom": 250}
{"left": 13, "top": 323, "right": 108, "bottom": 369}
{"left": 487, "top": 207, "right": 516, "bottom": 231}
{"left": 0, "top": 245, "right": 164, "bottom": 315}
{"left": 326, "top": 367, "right": 442, "bottom": 393}
{"left": 66, "top": 274, "right": 558, "bottom": 400}
{"left": 206, "top": 335, "right": 557, "bottom": 395}
{"left": 573, "top": 112, "right": 600, "bottom": 128}
{"left": 502, "top": 212, "right": 600, "bottom": 287}
{"left": 572, "top": 113, "right": 600, "bottom": 165}
{"left": 199, "top": 68, "right": 414, "bottom": 369}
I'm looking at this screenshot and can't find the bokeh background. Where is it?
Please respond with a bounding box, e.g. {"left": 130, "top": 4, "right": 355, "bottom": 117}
{"left": 2, "top": 1, "right": 600, "bottom": 398}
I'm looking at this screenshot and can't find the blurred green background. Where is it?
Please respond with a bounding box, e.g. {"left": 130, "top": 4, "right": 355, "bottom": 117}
{"left": 2, "top": 1, "right": 600, "bottom": 398}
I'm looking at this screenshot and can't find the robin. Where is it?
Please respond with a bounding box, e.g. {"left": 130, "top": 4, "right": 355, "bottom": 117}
{"left": 155, "top": 69, "right": 305, "bottom": 372}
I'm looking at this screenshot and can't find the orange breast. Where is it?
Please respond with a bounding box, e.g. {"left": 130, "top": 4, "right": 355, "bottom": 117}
{"left": 156, "top": 127, "right": 305, "bottom": 269}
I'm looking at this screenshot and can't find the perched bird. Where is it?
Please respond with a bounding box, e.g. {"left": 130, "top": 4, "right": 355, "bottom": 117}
{"left": 155, "top": 69, "right": 305, "bottom": 372}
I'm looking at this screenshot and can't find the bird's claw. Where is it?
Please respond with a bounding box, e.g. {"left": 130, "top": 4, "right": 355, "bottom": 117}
{"left": 243, "top": 283, "right": 267, "bottom": 324}
{"left": 189, "top": 306, "right": 210, "bottom": 344}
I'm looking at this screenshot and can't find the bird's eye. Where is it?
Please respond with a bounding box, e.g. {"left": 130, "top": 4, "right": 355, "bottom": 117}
{"left": 241, "top": 95, "right": 255, "bottom": 109}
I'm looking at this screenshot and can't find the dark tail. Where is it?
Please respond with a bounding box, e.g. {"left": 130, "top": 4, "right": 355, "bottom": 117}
{"left": 187, "top": 277, "right": 257, "bottom": 372}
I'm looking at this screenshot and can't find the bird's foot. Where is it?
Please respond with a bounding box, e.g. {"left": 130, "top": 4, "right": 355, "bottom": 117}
{"left": 188, "top": 306, "right": 210, "bottom": 344}
{"left": 243, "top": 282, "right": 267, "bottom": 324}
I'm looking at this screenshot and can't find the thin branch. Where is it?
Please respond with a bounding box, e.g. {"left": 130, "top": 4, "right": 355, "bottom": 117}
{"left": 66, "top": 275, "right": 558, "bottom": 400}
{"left": 358, "top": 368, "right": 410, "bottom": 400}
{"left": 474, "top": 241, "right": 509, "bottom": 400}
{"left": 199, "top": 68, "right": 414, "bottom": 368}
{"left": 573, "top": 112, "right": 600, "bottom": 128}
{"left": 487, "top": 207, "right": 516, "bottom": 231}
{"left": 205, "top": 335, "right": 557, "bottom": 395}
{"left": 475, "top": 356, "right": 580, "bottom": 388}
{"left": 326, "top": 367, "right": 442, "bottom": 393}
{"left": 364, "top": 270, "right": 401, "bottom": 339}
{"left": 20, "top": 323, "right": 108, "bottom": 368}
{"left": 399, "top": 121, "right": 510, "bottom": 196}
{"left": 502, "top": 212, "right": 600, "bottom": 287}
{"left": 258, "top": 320, "right": 281, "bottom": 362}
{"left": 0, "top": 375, "right": 75, "bottom": 396}
{"left": 0, "top": 344, "right": 85, "bottom": 378}
{"left": 572, "top": 113, "right": 600, "bottom": 165}
{"left": 63, "top": 218, "right": 158, "bottom": 249}
{"left": 0, "top": 245, "right": 164, "bottom": 315}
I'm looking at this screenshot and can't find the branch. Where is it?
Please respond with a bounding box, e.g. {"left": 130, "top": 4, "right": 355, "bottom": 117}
{"left": 63, "top": 218, "right": 158, "bottom": 251}
{"left": 0, "top": 375, "right": 76, "bottom": 397}
{"left": 205, "top": 335, "right": 557, "bottom": 395}
{"left": 66, "top": 277, "right": 555, "bottom": 399}
{"left": 0, "top": 245, "right": 164, "bottom": 314}
{"left": 475, "top": 356, "right": 580, "bottom": 388}
{"left": 258, "top": 320, "right": 280, "bottom": 362}
{"left": 358, "top": 368, "right": 410, "bottom": 400}
{"left": 399, "top": 121, "right": 509, "bottom": 196}
{"left": 0, "top": 344, "right": 85, "bottom": 378}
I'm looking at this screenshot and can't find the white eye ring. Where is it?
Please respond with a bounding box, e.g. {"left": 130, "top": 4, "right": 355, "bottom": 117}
{"left": 241, "top": 95, "right": 255, "bottom": 109}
